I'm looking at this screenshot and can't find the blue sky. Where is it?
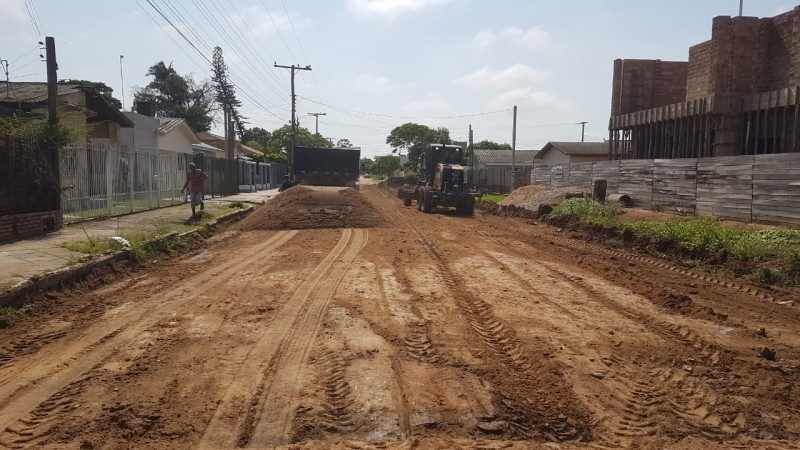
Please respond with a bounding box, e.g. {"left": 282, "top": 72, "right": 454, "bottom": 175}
{"left": 1, "top": 0, "right": 795, "bottom": 157}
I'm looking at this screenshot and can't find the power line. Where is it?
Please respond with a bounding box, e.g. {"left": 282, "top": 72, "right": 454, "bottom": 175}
{"left": 21, "top": 0, "right": 43, "bottom": 39}
{"left": 298, "top": 95, "right": 512, "bottom": 119}
{"left": 9, "top": 45, "right": 39, "bottom": 65}
{"left": 12, "top": 71, "right": 45, "bottom": 79}
{"left": 259, "top": 0, "right": 298, "bottom": 61}
{"left": 136, "top": 0, "right": 288, "bottom": 123}
{"left": 278, "top": 0, "right": 320, "bottom": 100}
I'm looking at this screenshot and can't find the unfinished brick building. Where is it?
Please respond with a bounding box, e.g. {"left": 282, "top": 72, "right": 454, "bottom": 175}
{"left": 609, "top": 6, "right": 800, "bottom": 159}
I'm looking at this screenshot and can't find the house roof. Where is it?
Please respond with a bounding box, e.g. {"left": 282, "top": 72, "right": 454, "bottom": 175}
{"left": 473, "top": 148, "right": 539, "bottom": 166}
{"left": 157, "top": 117, "right": 200, "bottom": 144}
{"left": 194, "top": 131, "right": 263, "bottom": 157}
{"left": 157, "top": 117, "right": 184, "bottom": 134}
{"left": 192, "top": 142, "right": 224, "bottom": 154}
{"left": 0, "top": 82, "right": 134, "bottom": 127}
{"left": 535, "top": 141, "right": 608, "bottom": 158}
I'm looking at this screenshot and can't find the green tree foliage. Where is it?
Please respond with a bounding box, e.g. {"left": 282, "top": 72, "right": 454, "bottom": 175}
{"left": 336, "top": 138, "right": 353, "bottom": 148}
{"left": 359, "top": 157, "right": 373, "bottom": 174}
{"left": 241, "top": 127, "right": 271, "bottom": 149}
{"left": 59, "top": 79, "right": 122, "bottom": 110}
{"left": 270, "top": 124, "right": 332, "bottom": 150}
{"left": 371, "top": 155, "right": 401, "bottom": 178}
{"left": 473, "top": 139, "right": 511, "bottom": 150}
{"left": 386, "top": 123, "right": 450, "bottom": 167}
{"left": 210, "top": 47, "right": 245, "bottom": 137}
{"left": 132, "top": 61, "right": 214, "bottom": 132}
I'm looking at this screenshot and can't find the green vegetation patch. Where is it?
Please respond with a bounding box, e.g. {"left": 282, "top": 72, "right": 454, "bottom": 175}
{"left": 550, "top": 198, "right": 800, "bottom": 286}
{"left": 480, "top": 193, "right": 509, "bottom": 204}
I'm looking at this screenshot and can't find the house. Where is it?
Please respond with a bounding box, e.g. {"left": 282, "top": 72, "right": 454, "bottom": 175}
{"left": 195, "top": 131, "right": 264, "bottom": 158}
{"left": 533, "top": 142, "right": 609, "bottom": 164}
{"left": 472, "top": 148, "right": 540, "bottom": 169}
{"left": 119, "top": 111, "right": 159, "bottom": 154}
{"left": 158, "top": 117, "right": 199, "bottom": 156}
{"left": 192, "top": 142, "right": 224, "bottom": 158}
{"left": 0, "top": 82, "right": 133, "bottom": 146}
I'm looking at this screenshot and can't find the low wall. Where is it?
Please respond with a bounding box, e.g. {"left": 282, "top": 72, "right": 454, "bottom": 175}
{"left": 529, "top": 153, "right": 800, "bottom": 227}
{"left": 0, "top": 210, "right": 62, "bottom": 243}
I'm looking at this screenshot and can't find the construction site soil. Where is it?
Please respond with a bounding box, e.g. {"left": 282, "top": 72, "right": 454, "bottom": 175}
{"left": 236, "top": 186, "right": 387, "bottom": 231}
{"left": 1, "top": 185, "right": 799, "bottom": 449}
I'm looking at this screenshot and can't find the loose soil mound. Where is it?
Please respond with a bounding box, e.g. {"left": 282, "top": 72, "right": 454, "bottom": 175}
{"left": 236, "top": 186, "right": 387, "bottom": 230}
{"left": 501, "top": 186, "right": 585, "bottom": 210}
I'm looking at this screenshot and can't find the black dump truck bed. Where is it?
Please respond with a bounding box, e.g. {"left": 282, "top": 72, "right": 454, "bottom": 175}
{"left": 293, "top": 146, "right": 361, "bottom": 187}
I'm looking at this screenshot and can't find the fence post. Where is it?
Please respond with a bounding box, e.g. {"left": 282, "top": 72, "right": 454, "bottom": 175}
{"left": 128, "top": 147, "right": 134, "bottom": 213}
{"left": 106, "top": 147, "right": 114, "bottom": 216}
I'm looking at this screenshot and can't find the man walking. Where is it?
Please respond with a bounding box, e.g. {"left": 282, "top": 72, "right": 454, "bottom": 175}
{"left": 181, "top": 162, "right": 207, "bottom": 217}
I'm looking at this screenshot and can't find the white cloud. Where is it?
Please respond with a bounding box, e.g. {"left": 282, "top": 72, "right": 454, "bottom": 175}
{"left": 352, "top": 73, "right": 394, "bottom": 94}
{"left": 473, "top": 30, "right": 495, "bottom": 49}
{"left": 455, "top": 64, "right": 551, "bottom": 89}
{"left": 487, "top": 87, "right": 563, "bottom": 111}
{"left": 348, "top": 0, "right": 458, "bottom": 20}
{"left": 403, "top": 92, "right": 450, "bottom": 113}
{"left": 473, "top": 25, "right": 551, "bottom": 50}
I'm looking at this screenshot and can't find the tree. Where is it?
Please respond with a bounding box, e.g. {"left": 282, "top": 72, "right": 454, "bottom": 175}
{"left": 211, "top": 47, "right": 245, "bottom": 137}
{"left": 242, "top": 127, "right": 271, "bottom": 149}
{"left": 473, "top": 139, "right": 511, "bottom": 150}
{"left": 386, "top": 123, "right": 450, "bottom": 167}
{"left": 270, "top": 124, "right": 332, "bottom": 151}
{"left": 371, "top": 155, "right": 401, "bottom": 178}
{"left": 336, "top": 138, "right": 353, "bottom": 148}
{"left": 132, "top": 61, "right": 214, "bottom": 132}
{"left": 360, "top": 157, "right": 373, "bottom": 174}
{"left": 60, "top": 79, "right": 122, "bottom": 110}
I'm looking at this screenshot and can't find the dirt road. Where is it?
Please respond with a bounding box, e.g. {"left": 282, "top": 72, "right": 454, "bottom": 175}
{"left": 1, "top": 185, "right": 799, "bottom": 449}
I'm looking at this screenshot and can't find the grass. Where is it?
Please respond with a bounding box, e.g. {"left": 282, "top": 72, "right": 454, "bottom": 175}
{"left": 480, "top": 193, "right": 508, "bottom": 204}
{"left": 550, "top": 197, "right": 800, "bottom": 285}
{"left": 228, "top": 201, "right": 245, "bottom": 209}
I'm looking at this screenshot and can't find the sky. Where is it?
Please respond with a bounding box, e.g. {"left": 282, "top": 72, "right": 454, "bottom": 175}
{"left": 1, "top": 0, "right": 796, "bottom": 158}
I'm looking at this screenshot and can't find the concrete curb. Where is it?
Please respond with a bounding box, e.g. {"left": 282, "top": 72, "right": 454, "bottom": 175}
{"left": 0, "top": 205, "right": 254, "bottom": 308}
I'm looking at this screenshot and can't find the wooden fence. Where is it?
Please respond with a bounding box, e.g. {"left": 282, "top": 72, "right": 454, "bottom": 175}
{"left": 529, "top": 153, "right": 800, "bottom": 227}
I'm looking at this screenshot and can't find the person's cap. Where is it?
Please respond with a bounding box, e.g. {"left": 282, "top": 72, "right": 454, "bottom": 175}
{"left": 189, "top": 163, "right": 196, "bottom": 168}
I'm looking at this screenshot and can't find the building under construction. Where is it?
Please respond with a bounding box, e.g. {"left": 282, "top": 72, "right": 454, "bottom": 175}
{"left": 609, "top": 6, "right": 800, "bottom": 159}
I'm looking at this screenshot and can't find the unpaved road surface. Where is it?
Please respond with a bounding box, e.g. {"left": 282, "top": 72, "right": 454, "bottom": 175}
{"left": 1, "top": 185, "right": 799, "bottom": 449}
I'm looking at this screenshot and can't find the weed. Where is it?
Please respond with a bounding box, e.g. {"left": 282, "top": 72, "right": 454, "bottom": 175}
{"left": 552, "top": 198, "right": 622, "bottom": 227}
{"left": 228, "top": 201, "right": 245, "bottom": 209}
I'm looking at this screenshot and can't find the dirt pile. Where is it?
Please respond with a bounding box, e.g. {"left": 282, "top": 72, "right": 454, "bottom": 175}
{"left": 502, "top": 185, "right": 586, "bottom": 211}
{"left": 236, "top": 186, "right": 387, "bottom": 230}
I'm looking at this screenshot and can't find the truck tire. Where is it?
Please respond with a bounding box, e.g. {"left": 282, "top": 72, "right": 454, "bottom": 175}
{"left": 417, "top": 190, "right": 423, "bottom": 211}
{"left": 403, "top": 197, "right": 412, "bottom": 207}
{"left": 463, "top": 198, "right": 475, "bottom": 215}
{"left": 421, "top": 190, "right": 433, "bottom": 213}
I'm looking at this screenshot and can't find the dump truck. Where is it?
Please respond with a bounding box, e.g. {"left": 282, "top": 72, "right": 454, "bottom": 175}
{"left": 293, "top": 146, "right": 360, "bottom": 188}
{"left": 397, "top": 144, "right": 479, "bottom": 215}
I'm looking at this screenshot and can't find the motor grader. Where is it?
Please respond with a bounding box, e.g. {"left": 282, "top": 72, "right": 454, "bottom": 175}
{"left": 397, "top": 144, "right": 479, "bottom": 215}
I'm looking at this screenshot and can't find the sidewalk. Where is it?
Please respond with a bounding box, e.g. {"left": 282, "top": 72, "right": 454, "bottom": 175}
{"left": 0, "top": 189, "right": 278, "bottom": 290}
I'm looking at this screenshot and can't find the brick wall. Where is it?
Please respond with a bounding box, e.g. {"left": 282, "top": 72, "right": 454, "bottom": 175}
{"left": 611, "top": 59, "right": 687, "bottom": 115}
{"left": 0, "top": 211, "right": 62, "bottom": 243}
{"left": 687, "top": 41, "right": 713, "bottom": 99}
{"left": 620, "top": 6, "right": 800, "bottom": 111}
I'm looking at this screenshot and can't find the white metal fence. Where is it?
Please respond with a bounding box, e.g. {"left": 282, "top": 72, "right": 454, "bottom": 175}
{"left": 59, "top": 144, "right": 192, "bottom": 223}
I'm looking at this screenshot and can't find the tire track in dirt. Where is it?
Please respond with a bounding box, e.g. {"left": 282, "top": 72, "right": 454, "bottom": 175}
{"left": 315, "top": 346, "right": 356, "bottom": 432}
{"left": 370, "top": 187, "right": 590, "bottom": 442}
{"left": 0, "top": 231, "right": 298, "bottom": 437}
{"left": 197, "top": 228, "right": 368, "bottom": 449}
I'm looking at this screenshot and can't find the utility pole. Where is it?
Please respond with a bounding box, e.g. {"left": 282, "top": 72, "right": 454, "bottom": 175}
{"left": 468, "top": 124, "right": 474, "bottom": 186}
{"left": 119, "top": 55, "right": 125, "bottom": 110}
{"left": 578, "top": 121, "right": 588, "bottom": 142}
{"left": 45, "top": 36, "right": 62, "bottom": 216}
{"left": 0, "top": 59, "right": 8, "bottom": 97}
{"left": 739, "top": 0, "right": 744, "bottom": 16}
{"left": 274, "top": 63, "right": 311, "bottom": 176}
{"left": 511, "top": 105, "right": 517, "bottom": 189}
{"left": 308, "top": 111, "right": 326, "bottom": 134}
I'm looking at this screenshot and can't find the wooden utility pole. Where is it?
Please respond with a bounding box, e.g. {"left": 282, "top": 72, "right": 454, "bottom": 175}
{"left": 274, "top": 63, "right": 311, "bottom": 176}
{"left": 578, "top": 121, "right": 588, "bottom": 142}
{"left": 511, "top": 105, "right": 517, "bottom": 189}
{"left": 45, "top": 36, "right": 62, "bottom": 214}
{"left": 308, "top": 112, "right": 326, "bottom": 135}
